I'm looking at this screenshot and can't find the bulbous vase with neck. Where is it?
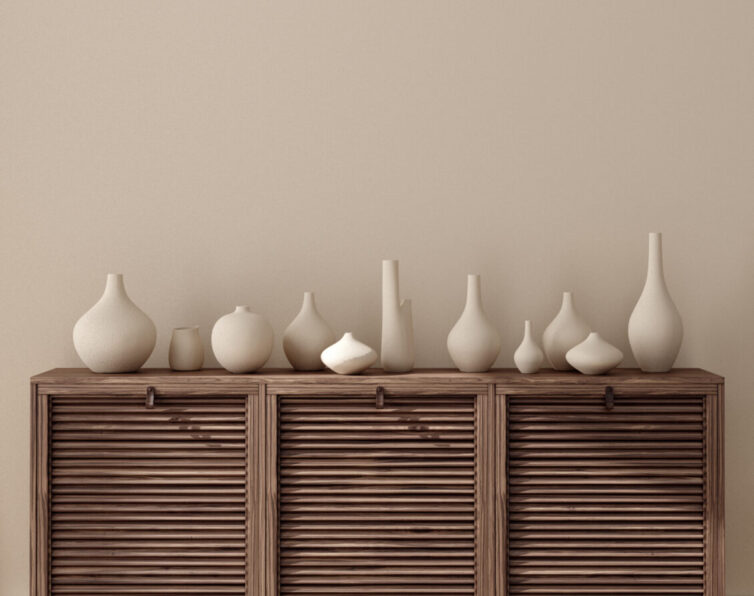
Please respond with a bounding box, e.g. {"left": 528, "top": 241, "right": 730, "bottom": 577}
{"left": 73, "top": 273, "right": 157, "bottom": 373}
{"left": 514, "top": 320, "right": 544, "bottom": 374}
{"left": 283, "top": 292, "right": 335, "bottom": 371}
{"left": 542, "top": 292, "right": 590, "bottom": 371}
{"left": 380, "top": 260, "right": 415, "bottom": 373}
{"left": 447, "top": 274, "right": 500, "bottom": 372}
{"left": 628, "top": 232, "right": 683, "bottom": 372}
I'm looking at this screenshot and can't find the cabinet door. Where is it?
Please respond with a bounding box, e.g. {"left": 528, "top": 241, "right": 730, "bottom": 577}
{"left": 47, "top": 393, "right": 249, "bottom": 595}
{"left": 274, "top": 387, "right": 497, "bottom": 595}
{"left": 506, "top": 392, "right": 706, "bottom": 595}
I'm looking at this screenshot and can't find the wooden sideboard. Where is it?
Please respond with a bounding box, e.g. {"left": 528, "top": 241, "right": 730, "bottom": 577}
{"left": 30, "top": 368, "right": 724, "bottom": 595}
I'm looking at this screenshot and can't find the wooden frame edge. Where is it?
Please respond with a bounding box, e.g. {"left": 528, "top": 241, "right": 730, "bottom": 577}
{"left": 30, "top": 384, "right": 49, "bottom": 596}
{"left": 705, "top": 384, "right": 725, "bottom": 595}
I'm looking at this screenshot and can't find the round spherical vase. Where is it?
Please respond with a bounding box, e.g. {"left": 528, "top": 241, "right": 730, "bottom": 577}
{"left": 211, "top": 306, "right": 274, "bottom": 373}
{"left": 513, "top": 320, "right": 544, "bottom": 374}
{"left": 73, "top": 273, "right": 157, "bottom": 373}
{"left": 628, "top": 233, "right": 684, "bottom": 372}
{"left": 321, "top": 332, "right": 378, "bottom": 375}
{"left": 542, "top": 292, "right": 591, "bottom": 371}
{"left": 169, "top": 326, "right": 204, "bottom": 371}
{"left": 447, "top": 274, "right": 501, "bottom": 373}
{"left": 566, "top": 332, "right": 624, "bottom": 375}
{"left": 283, "top": 292, "right": 335, "bottom": 371}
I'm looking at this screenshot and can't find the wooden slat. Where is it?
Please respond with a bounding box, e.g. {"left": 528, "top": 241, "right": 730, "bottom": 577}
{"left": 48, "top": 395, "right": 248, "bottom": 595}
{"left": 278, "top": 393, "right": 478, "bottom": 595}
{"left": 506, "top": 393, "right": 706, "bottom": 595}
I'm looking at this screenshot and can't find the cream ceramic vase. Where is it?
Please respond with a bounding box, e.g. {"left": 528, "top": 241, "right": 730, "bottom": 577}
{"left": 283, "top": 292, "right": 335, "bottom": 371}
{"left": 628, "top": 233, "right": 684, "bottom": 372}
{"left": 211, "top": 306, "right": 274, "bottom": 373}
{"left": 169, "top": 326, "right": 204, "bottom": 371}
{"left": 513, "top": 320, "right": 544, "bottom": 374}
{"left": 380, "top": 260, "right": 415, "bottom": 373}
{"left": 447, "top": 274, "right": 501, "bottom": 373}
{"left": 542, "top": 292, "right": 590, "bottom": 371}
{"left": 566, "top": 332, "right": 624, "bottom": 375}
{"left": 73, "top": 273, "right": 156, "bottom": 373}
{"left": 321, "top": 332, "right": 378, "bottom": 375}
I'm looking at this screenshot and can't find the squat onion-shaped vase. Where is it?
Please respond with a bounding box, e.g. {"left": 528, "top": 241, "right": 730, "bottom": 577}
{"left": 380, "top": 259, "right": 415, "bottom": 373}
{"left": 628, "top": 232, "right": 683, "bottom": 372}
{"left": 566, "top": 332, "right": 623, "bottom": 375}
{"left": 283, "top": 292, "right": 335, "bottom": 371}
{"left": 542, "top": 292, "right": 590, "bottom": 371}
{"left": 513, "top": 320, "right": 545, "bottom": 374}
{"left": 73, "top": 273, "right": 156, "bottom": 373}
{"left": 447, "top": 274, "right": 501, "bottom": 373}
{"left": 211, "top": 306, "right": 274, "bottom": 373}
{"left": 321, "top": 332, "right": 378, "bottom": 375}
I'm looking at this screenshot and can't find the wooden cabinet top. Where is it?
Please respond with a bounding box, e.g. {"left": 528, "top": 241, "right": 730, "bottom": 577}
{"left": 32, "top": 367, "right": 723, "bottom": 388}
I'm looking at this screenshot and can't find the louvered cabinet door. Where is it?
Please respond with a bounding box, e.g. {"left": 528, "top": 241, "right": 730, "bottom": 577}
{"left": 47, "top": 393, "right": 249, "bottom": 595}
{"left": 275, "top": 388, "right": 497, "bottom": 595}
{"left": 506, "top": 392, "right": 708, "bottom": 595}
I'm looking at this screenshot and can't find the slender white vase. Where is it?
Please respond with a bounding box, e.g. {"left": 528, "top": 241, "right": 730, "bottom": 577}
{"left": 513, "top": 320, "right": 544, "bottom": 374}
{"left": 321, "top": 332, "right": 378, "bottom": 375}
{"left": 283, "top": 292, "right": 335, "bottom": 371}
{"left": 542, "top": 292, "right": 590, "bottom": 371}
{"left": 447, "top": 274, "right": 501, "bottom": 373}
{"left": 73, "top": 273, "right": 156, "bottom": 373}
{"left": 211, "top": 306, "right": 274, "bottom": 373}
{"left": 628, "top": 233, "right": 684, "bottom": 372}
{"left": 380, "top": 260, "right": 415, "bottom": 373}
{"left": 169, "top": 326, "right": 204, "bottom": 371}
{"left": 566, "top": 332, "right": 623, "bottom": 375}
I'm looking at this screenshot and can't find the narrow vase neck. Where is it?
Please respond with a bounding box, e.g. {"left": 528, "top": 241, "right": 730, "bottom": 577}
{"left": 646, "top": 233, "right": 668, "bottom": 289}
{"left": 302, "top": 292, "right": 316, "bottom": 311}
{"left": 103, "top": 273, "right": 126, "bottom": 299}
{"left": 465, "top": 275, "right": 483, "bottom": 311}
{"left": 561, "top": 291, "right": 574, "bottom": 313}
{"left": 523, "top": 320, "right": 532, "bottom": 339}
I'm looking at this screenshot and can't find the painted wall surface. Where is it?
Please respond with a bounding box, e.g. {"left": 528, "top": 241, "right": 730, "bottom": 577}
{"left": 1, "top": 1, "right": 752, "bottom": 592}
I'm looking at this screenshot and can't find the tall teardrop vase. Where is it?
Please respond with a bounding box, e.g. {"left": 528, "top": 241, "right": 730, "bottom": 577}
{"left": 283, "top": 292, "right": 335, "bottom": 371}
{"left": 447, "top": 274, "right": 501, "bottom": 373}
{"left": 628, "top": 233, "right": 683, "bottom": 372}
{"left": 73, "top": 273, "right": 157, "bottom": 373}
{"left": 380, "top": 260, "right": 415, "bottom": 373}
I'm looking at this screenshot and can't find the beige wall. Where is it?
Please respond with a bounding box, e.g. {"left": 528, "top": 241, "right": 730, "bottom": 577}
{"left": 2, "top": 1, "right": 753, "bottom": 592}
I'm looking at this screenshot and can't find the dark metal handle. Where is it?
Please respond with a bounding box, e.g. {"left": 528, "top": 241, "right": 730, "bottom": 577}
{"left": 376, "top": 386, "right": 385, "bottom": 409}
{"left": 146, "top": 386, "right": 155, "bottom": 409}
{"left": 604, "top": 386, "right": 614, "bottom": 410}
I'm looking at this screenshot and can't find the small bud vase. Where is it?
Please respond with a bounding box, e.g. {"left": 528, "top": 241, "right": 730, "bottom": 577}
{"left": 628, "top": 233, "right": 683, "bottom": 372}
{"left": 513, "top": 320, "right": 544, "bottom": 374}
{"left": 566, "top": 332, "right": 623, "bottom": 375}
{"left": 447, "top": 274, "right": 501, "bottom": 373}
{"left": 321, "top": 332, "right": 378, "bottom": 375}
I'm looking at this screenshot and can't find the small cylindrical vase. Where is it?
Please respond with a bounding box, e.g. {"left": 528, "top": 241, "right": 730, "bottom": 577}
{"left": 169, "top": 326, "right": 204, "bottom": 371}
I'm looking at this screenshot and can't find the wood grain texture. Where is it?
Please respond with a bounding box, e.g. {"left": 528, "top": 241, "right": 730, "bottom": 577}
{"left": 32, "top": 368, "right": 723, "bottom": 388}
{"left": 276, "top": 388, "right": 480, "bottom": 595}
{"left": 46, "top": 393, "right": 249, "bottom": 595}
{"left": 506, "top": 392, "right": 707, "bottom": 595}
{"left": 30, "top": 369, "right": 724, "bottom": 596}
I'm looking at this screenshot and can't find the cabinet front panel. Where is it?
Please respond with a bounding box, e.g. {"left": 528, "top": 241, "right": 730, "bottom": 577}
{"left": 277, "top": 393, "right": 478, "bottom": 595}
{"left": 506, "top": 394, "right": 705, "bottom": 595}
{"left": 48, "top": 395, "right": 248, "bottom": 595}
